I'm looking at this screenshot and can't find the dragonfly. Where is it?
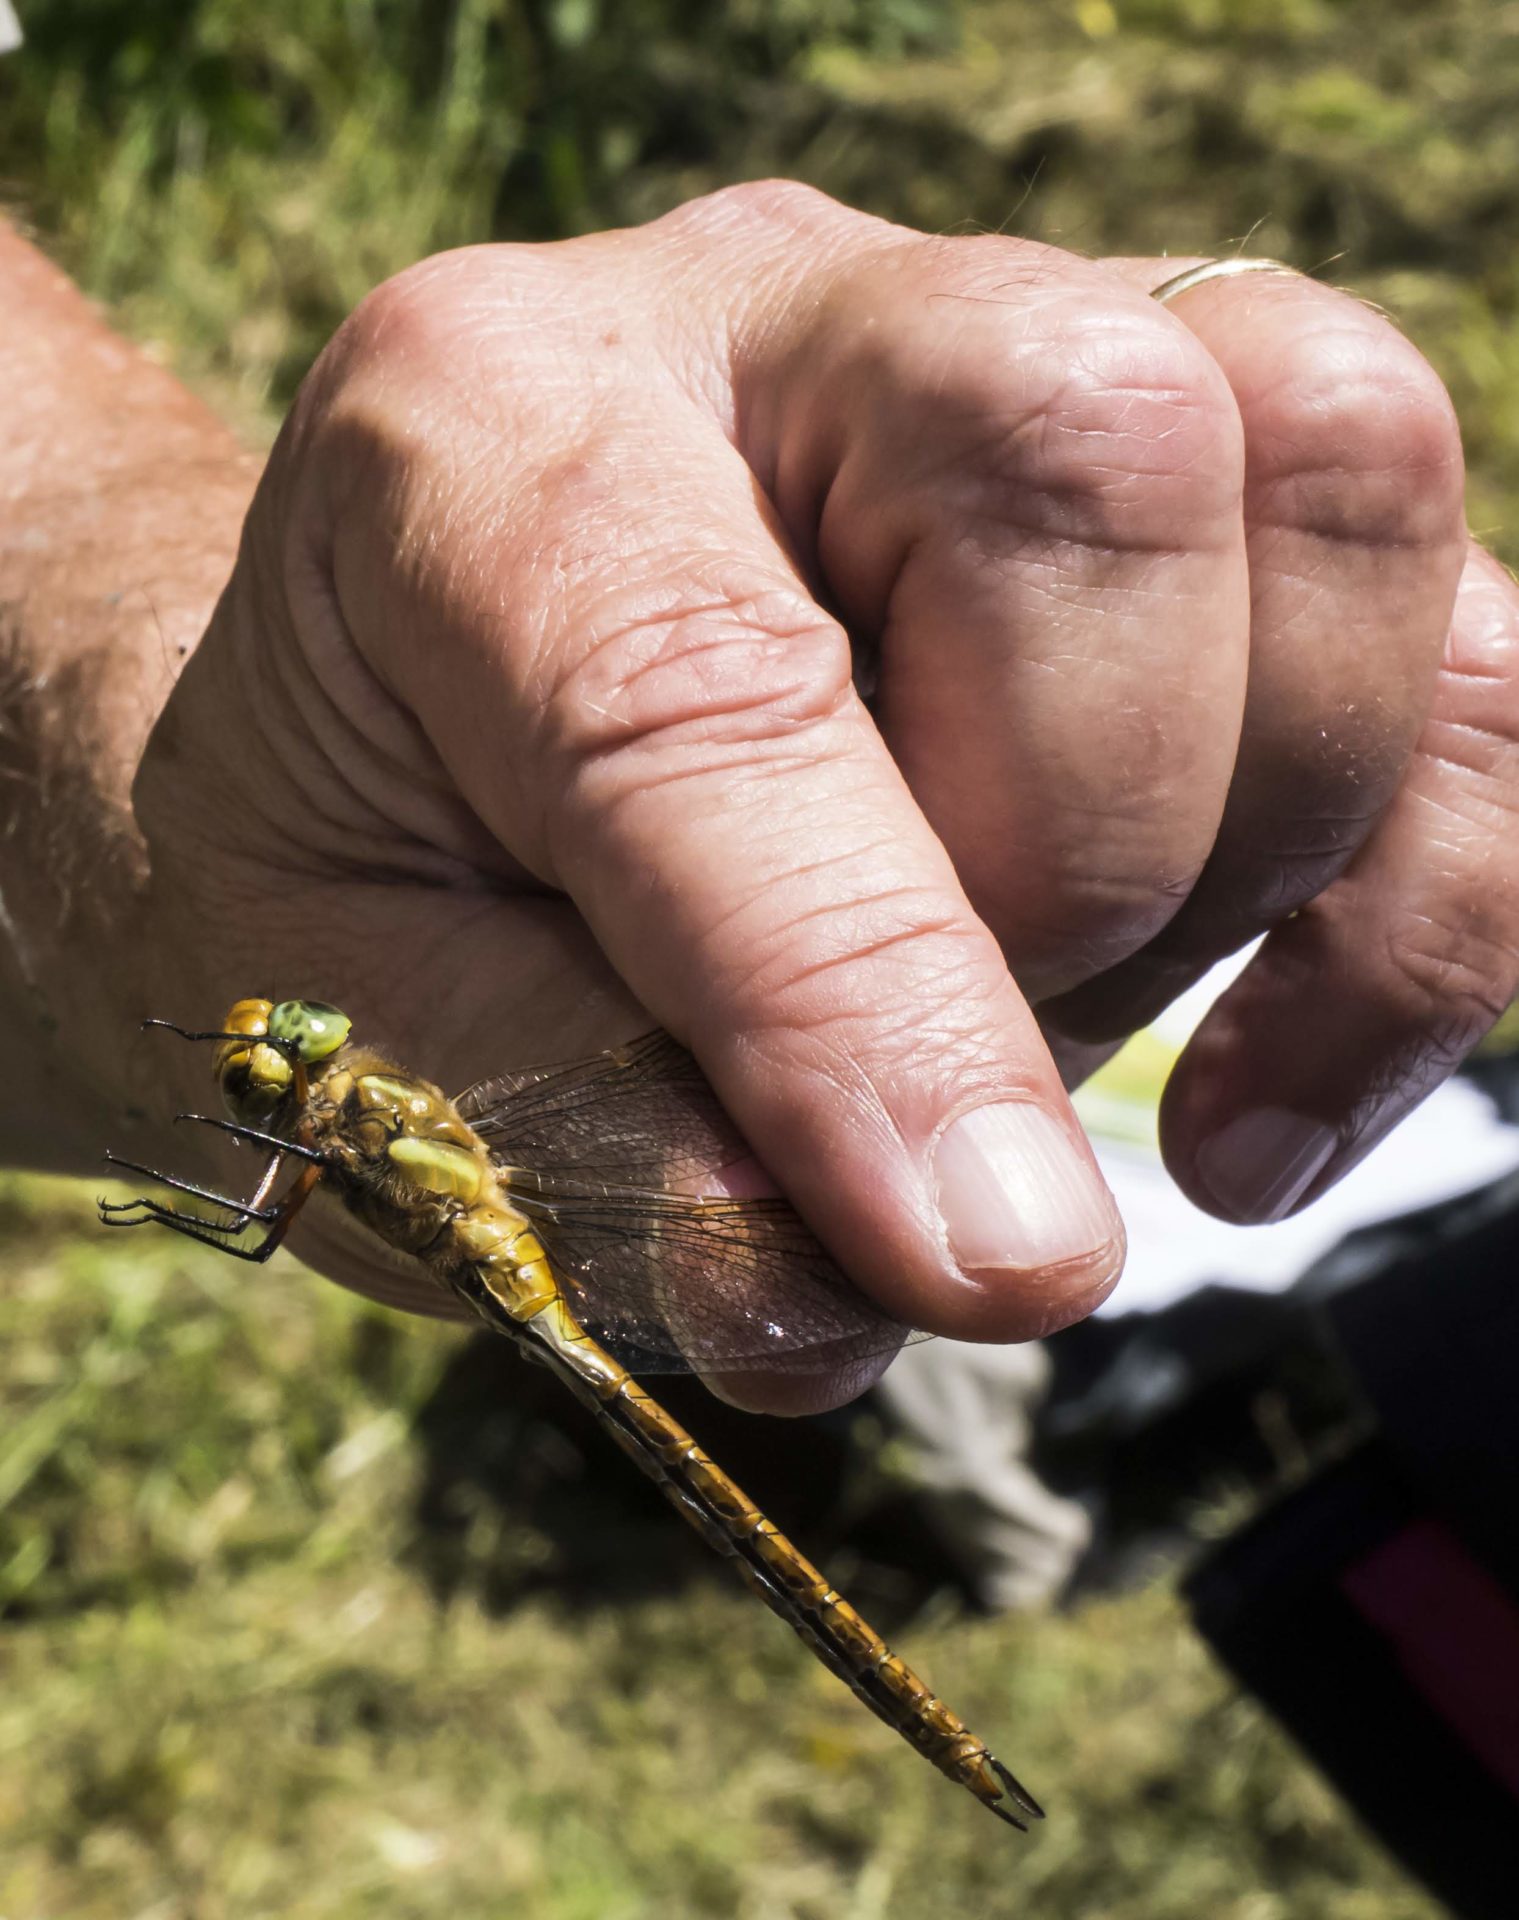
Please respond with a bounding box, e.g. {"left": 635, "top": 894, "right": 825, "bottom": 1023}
{"left": 99, "top": 996, "right": 1043, "bottom": 1831}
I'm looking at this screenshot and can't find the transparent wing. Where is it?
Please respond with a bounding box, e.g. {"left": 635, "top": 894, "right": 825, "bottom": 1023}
{"left": 459, "top": 1031, "right": 751, "bottom": 1188}
{"left": 456, "top": 1033, "right": 917, "bottom": 1374}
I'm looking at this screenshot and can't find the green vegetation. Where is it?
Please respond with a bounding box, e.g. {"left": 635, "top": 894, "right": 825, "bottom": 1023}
{"left": 2, "top": 1, "right": 1507, "bottom": 1912}
{"left": 0, "top": 1179, "right": 1440, "bottom": 1917}
{"left": 4, "top": 0, "right": 1518, "bottom": 542}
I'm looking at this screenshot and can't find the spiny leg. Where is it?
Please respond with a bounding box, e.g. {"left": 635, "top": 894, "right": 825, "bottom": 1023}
{"left": 101, "top": 1196, "right": 268, "bottom": 1234}
{"left": 99, "top": 1159, "right": 324, "bottom": 1264}
{"left": 100, "top": 1211, "right": 285, "bottom": 1260}
{"left": 172, "top": 1114, "right": 327, "bottom": 1164}
{"left": 100, "top": 1150, "right": 300, "bottom": 1233}
{"left": 105, "top": 1152, "right": 289, "bottom": 1213}
{"left": 101, "top": 1152, "right": 288, "bottom": 1220}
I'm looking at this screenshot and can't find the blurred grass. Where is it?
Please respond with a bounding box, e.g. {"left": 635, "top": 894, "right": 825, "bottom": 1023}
{"left": 3, "top": 0, "right": 1518, "bottom": 545}
{"left": 0, "top": 1179, "right": 1441, "bottom": 1917}
{"left": 1, "top": 0, "right": 1510, "bottom": 1912}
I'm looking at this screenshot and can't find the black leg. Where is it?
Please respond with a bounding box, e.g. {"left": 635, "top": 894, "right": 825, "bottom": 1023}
{"left": 99, "top": 1207, "right": 290, "bottom": 1262}
{"left": 143, "top": 1019, "right": 296, "bottom": 1062}
{"left": 99, "top": 1196, "right": 274, "bottom": 1231}
{"left": 171, "top": 1114, "right": 327, "bottom": 1164}
{"left": 142, "top": 1020, "right": 256, "bottom": 1043}
{"left": 98, "top": 1158, "right": 324, "bottom": 1265}
{"left": 101, "top": 1152, "right": 284, "bottom": 1219}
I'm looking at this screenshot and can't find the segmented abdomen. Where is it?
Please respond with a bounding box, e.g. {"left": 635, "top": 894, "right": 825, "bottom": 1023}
{"left": 467, "top": 1234, "right": 1041, "bottom": 1830}
{"left": 316, "top": 1054, "right": 1040, "bottom": 1831}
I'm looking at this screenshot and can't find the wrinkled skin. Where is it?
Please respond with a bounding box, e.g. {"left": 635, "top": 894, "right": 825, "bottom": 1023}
{"left": 6, "top": 187, "right": 1517, "bottom": 1413}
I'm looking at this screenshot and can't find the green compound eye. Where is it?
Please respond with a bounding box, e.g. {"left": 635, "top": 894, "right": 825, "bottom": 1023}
{"left": 267, "top": 999, "right": 352, "bottom": 1063}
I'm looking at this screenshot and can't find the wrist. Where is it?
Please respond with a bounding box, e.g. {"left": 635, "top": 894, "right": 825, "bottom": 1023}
{"left": 0, "top": 222, "right": 258, "bottom": 1172}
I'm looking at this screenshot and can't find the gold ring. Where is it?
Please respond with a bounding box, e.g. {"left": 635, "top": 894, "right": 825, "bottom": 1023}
{"left": 1150, "top": 257, "right": 1298, "bottom": 306}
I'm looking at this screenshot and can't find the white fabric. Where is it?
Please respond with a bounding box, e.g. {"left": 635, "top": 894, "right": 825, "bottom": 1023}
{"left": 1092, "top": 1077, "right": 1519, "bottom": 1315}
{"left": 874, "top": 1338, "right": 1091, "bottom": 1608}
{"left": 1076, "top": 953, "right": 1519, "bottom": 1316}
{"left": 0, "top": 2, "right": 20, "bottom": 55}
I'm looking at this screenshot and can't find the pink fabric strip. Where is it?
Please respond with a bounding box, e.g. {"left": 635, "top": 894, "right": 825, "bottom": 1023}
{"left": 1340, "top": 1516, "right": 1519, "bottom": 1798}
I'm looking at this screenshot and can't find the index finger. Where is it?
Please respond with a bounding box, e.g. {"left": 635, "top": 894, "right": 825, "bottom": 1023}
{"left": 298, "top": 224, "right": 1128, "bottom": 1409}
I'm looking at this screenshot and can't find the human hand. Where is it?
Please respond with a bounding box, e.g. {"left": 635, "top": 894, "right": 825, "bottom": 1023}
{"left": 113, "top": 185, "right": 1517, "bottom": 1410}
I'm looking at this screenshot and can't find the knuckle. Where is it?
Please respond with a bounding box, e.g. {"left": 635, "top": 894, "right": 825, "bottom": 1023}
{"left": 1442, "top": 573, "right": 1519, "bottom": 745}
{"left": 287, "top": 247, "right": 571, "bottom": 556}
{"left": 308, "top": 244, "right": 568, "bottom": 448}
{"left": 1249, "top": 325, "right": 1465, "bottom": 548}
{"left": 547, "top": 569, "right": 854, "bottom": 774}
{"left": 1381, "top": 897, "right": 1519, "bottom": 1058}
{"left": 994, "top": 829, "right": 1208, "bottom": 990}
{"left": 322, "top": 247, "right": 501, "bottom": 379}
{"left": 657, "top": 178, "right": 847, "bottom": 244}
{"left": 943, "top": 299, "right": 1245, "bottom": 547}
{"left": 1423, "top": 705, "right": 1519, "bottom": 798}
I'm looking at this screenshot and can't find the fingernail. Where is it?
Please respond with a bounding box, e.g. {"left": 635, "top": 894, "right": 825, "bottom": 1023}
{"left": 933, "top": 1103, "right": 1121, "bottom": 1275}
{"left": 1193, "top": 1108, "right": 1339, "bottom": 1223}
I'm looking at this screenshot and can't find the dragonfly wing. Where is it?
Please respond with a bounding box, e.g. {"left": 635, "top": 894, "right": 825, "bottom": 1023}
{"left": 457, "top": 1032, "right": 916, "bottom": 1374}
{"left": 457, "top": 1031, "right": 751, "bottom": 1188}
{"left": 512, "top": 1182, "right": 915, "bottom": 1375}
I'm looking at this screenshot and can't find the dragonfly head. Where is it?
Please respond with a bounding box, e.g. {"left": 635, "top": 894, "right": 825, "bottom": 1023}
{"left": 214, "top": 997, "right": 352, "bottom": 1121}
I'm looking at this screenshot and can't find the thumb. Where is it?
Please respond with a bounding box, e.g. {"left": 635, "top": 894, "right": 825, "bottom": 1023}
{"left": 322, "top": 401, "right": 1125, "bottom": 1393}
{"left": 546, "top": 583, "right": 1127, "bottom": 1353}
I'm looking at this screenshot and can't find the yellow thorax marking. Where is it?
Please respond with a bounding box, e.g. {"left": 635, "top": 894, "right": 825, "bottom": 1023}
{"left": 356, "top": 1073, "right": 438, "bottom": 1124}
{"left": 387, "top": 1136, "right": 484, "bottom": 1201}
